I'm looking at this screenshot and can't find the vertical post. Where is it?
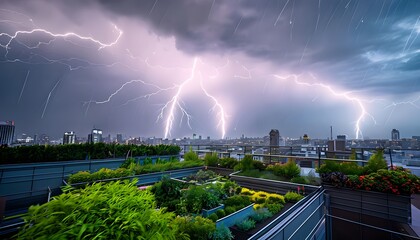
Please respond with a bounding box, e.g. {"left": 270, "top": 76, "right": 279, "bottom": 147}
{"left": 361, "top": 148, "right": 365, "bottom": 167}
{"left": 389, "top": 148, "right": 393, "bottom": 169}
{"left": 318, "top": 147, "right": 321, "bottom": 169}
{"left": 325, "top": 193, "right": 332, "bottom": 240}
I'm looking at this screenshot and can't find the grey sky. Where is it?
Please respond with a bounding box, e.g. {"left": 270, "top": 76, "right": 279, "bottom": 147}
{"left": 0, "top": 0, "right": 419, "bottom": 140}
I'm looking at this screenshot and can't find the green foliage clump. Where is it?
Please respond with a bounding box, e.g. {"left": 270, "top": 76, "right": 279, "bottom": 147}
{"left": 253, "top": 160, "right": 266, "bottom": 171}
{"left": 266, "top": 159, "right": 300, "bottom": 179}
{"left": 223, "top": 195, "right": 251, "bottom": 211}
{"left": 236, "top": 219, "right": 256, "bottom": 231}
{"left": 17, "top": 180, "right": 179, "bottom": 240}
{"left": 150, "top": 176, "right": 187, "bottom": 212}
{"left": 120, "top": 157, "right": 137, "bottom": 168}
{"left": 239, "top": 155, "right": 254, "bottom": 171}
{"left": 291, "top": 176, "right": 309, "bottom": 184}
{"left": 364, "top": 149, "right": 387, "bottom": 174}
{"left": 184, "top": 148, "right": 199, "bottom": 162}
{"left": 218, "top": 158, "right": 239, "bottom": 169}
{"left": 0, "top": 143, "right": 181, "bottom": 164}
{"left": 222, "top": 180, "right": 241, "bottom": 197}
{"left": 208, "top": 213, "right": 219, "bottom": 222}
{"left": 216, "top": 209, "right": 226, "bottom": 218}
{"left": 265, "top": 203, "right": 284, "bottom": 214}
{"left": 204, "top": 152, "right": 219, "bottom": 166}
{"left": 249, "top": 208, "right": 273, "bottom": 223}
{"left": 179, "top": 185, "right": 221, "bottom": 214}
{"left": 212, "top": 225, "right": 234, "bottom": 240}
{"left": 316, "top": 160, "right": 364, "bottom": 176}
{"left": 174, "top": 216, "right": 216, "bottom": 240}
{"left": 224, "top": 206, "right": 236, "bottom": 215}
{"left": 67, "top": 168, "right": 131, "bottom": 184}
{"left": 284, "top": 191, "right": 304, "bottom": 202}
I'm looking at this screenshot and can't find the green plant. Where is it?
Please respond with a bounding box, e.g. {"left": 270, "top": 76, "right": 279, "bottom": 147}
{"left": 120, "top": 157, "right": 137, "bottom": 168}
{"left": 174, "top": 216, "right": 216, "bottom": 240}
{"left": 208, "top": 213, "right": 219, "bottom": 222}
{"left": 364, "top": 149, "right": 387, "bottom": 174}
{"left": 17, "top": 180, "right": 180, "bottom": 239}
{"left": 283, "top": 158, "right": 301, "bottom": 179}
{"left": 346, "top": 168, "right": 420, "bottom": 195}
{"left": 204, "top": 152, "right": 219, "bottom": 166}
{"left": 236, "top": 218, "right": 256, "bottom": 231}
{"left": 179, "top": 185, "right": 221, "bottom": 214}
{"left": 224, "top": 206, "right": 236, "bottom": 215}
{"left": 216, "top": 209, "right": 226, "bottom": 218}
{"left": 249, "top": 208, "right": 273, "bottom": 223}
{"left": 212, "top": 224, "right": 234, "bottom": 240}
{"left": 151, "top": 176, "right": 187, "bottom": 212}
{"left": 222, "top": 180, "right": 240, "bottom": 197}
{"left": 184, "top": 148, "right": 199, "bottom": 162}
{"left": 264, "top": 203, "right": 283, "bottom": 214}
{"left": 284, "top": 191, "right": 304, "bottom": 202}
{"left": 223, "top": 195, "right": 251, "bottom": 211}
{"left": 239, "top": 155, "right": 254, "bottom": 171}
{"left": 253, "top": 160, "right": 266, "bottom": 171}
{"left": 219, "top": 158, "right": 239, "bottom": 169}
{"left": 291, "top": 176, "right": 309, "bottom": 184}
{"left": 67, "top": 171, "right": 91, "bottom": 184}
{"left": 316, "top": 160, "right": 340, "bottom": 174}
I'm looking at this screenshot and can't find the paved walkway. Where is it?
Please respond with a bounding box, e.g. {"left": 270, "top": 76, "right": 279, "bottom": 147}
{"left": 411, "top": 194, "right": 420, "bottom": 237}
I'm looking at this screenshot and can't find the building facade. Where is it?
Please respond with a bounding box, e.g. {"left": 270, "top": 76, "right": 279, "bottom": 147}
{"left": 88, "top": 129, "right": 103, "bottom": 143}
{"left": 269, "top": 129, "right": 280, "bottom": 146}
{"left": 63, "top": 131, "right": 76, "bottom": 144}
{"left": 0, "top": 121, "right": 15, "bottom": 145}
{"left": 391, "top": 129, "right": 400, "bottom": 141}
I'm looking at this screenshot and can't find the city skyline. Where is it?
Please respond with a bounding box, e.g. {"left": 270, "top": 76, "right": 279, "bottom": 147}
{"left": 0, "top": 0, "right": 419, "bottom": 140}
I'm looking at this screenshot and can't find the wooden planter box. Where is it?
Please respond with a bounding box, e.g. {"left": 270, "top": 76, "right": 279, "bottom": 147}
{"left": 323, "top": 185, "right": 412, "bottom": 224}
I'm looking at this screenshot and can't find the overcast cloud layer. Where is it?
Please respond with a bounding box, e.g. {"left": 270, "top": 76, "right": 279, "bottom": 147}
{"left": 0, "top": 0, "right": 419, "bottom": 140}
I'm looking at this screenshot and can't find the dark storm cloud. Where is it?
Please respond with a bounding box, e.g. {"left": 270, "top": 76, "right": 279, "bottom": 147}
{"left": 0, "top": 0, "right": 419, "bottom": 140}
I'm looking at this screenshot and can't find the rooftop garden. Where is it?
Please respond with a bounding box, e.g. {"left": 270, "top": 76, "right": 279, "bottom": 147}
{"left": 317, "top": 149, "right": 420, "bottom": 195}
{"left": 18, "top": 164, "right": 305, "bottom": 240}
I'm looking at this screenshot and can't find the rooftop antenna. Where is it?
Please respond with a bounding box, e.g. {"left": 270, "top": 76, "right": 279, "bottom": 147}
{"left": 330, "top": 126, "right": 333, "bottom": 140}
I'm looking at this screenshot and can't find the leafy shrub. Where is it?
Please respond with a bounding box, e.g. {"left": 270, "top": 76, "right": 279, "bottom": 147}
{"left": 240, "top": 187, "right": 255, "bottom": 196}
{"left": 67, "top": 171, "right": 91, "bottom": 184}
{"left": 251, "top": 191, "right": 268, "bottom": 204}
{"left": 364, "top": 149, "right": 387, "bottom": 174}
{"left": 151, "top": 176, "right": 187, "bottom": 212}
{"left": 316, "top": 160, "right": 340, "bottom": 174}
{"left": 266, "top": 164, "right": 284, "bottom": 176}
{"left": 239, "top": 155, "right": 254, "bottom": 171}
{"left": 284, "top": 191, "right": 304, "bottom": 202}
{"left": 174, "top": 216, "right": 216, "bottom": 240}
{"left": 253, "top": 160, "right": 266, "bottom": 171}
{"left": 224, "top": 206, "right": 236, "bottom": 215}
{"left": 339, "top": 162, "right": 364, "bottom": 175}
{"left": 266, "top": 193, "right": 285, "bottom": 205}
{"left": 223, "top": 180, "right": 241, "bottom": 197}
{"left": 223, "top": 195, "right": 251, "bottom": 211}
{"left": 236, "top": 219, "right": 256, "bottom": 231}
{"left": 120, "top": 157, "right": 137, "bottom": 168}
{"left": 216, "top": 209, "right": 226, "bottom": 218}
{"left": 184, "top": 148, "right": 199, "bottom": 161}
{"left": 346, "top": 168, "right": 420, "bottom": 195}
{"left": 283, "top": 159, "right": 301, "bottom": 179}
{"left": 250, "top": 208, "right": 273, "bottom": 223}
{"left": 291, "top": 176, "right": 309, "bottom": 184}
{"left": 208, "top": 213, "right": 219, "bottom": 222}
{"left": 265, "top": 203, "right": 283, "bottom": 214}
{"left": 18, "top": 180, "right": 179, "bottom": 239}
{"left": 179, "top": 185, "right": 221, "bottom": 214}
{"left": 204, "top": 152, "right": 219, "bottom": 166}
{"left": 212, "top": 224, "right": 234, "bottom": 240}
{"left": 219, "top": 158, "right": 239, "bottom": 169}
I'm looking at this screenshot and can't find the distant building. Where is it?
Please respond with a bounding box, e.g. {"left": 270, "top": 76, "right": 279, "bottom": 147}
{"left": 337, "top": 135, "right": 346, "bottom": 141}
{"left": 117, "top": 134, "right": 123, "bottom": 143}
{"left": 39, "top": 134, "right": 50, "bottom": 145}
{"left": 0, "top": 121, "right": 15, "bottom": 145}
{"left": 88, "top": 129, "right": 103, "bottom": 143}
{"left": 303, "top": 134, "right": 310, "bottom": 144}
{"left": 269, "top": 129, "right": 280, "bottom": 146}
{"left": 63, "top": 131, "right": 76, "bottom": 144}
{"left": 391, "top": 129, "right": 400, "bottom": 141}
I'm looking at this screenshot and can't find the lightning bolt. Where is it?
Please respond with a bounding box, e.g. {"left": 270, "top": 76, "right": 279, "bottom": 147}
{"left": 384, "top": 96, "right": 420, "bottom": 125}
{"left": 41, "top": 77, "right": 62, "bottom": 119}
{"left": 18, "top": 70, "right": 30, "bottom": 104}
{"left": 158, "top": 57, "right": 199, "bottom": 139}
{"left": 0, "top": 24, "right": 122, "bottom": 56}
{"left": 199, "top": 72, "right": 227, "bottom": 139}
{"left": 273, "top": 73, "right": 376, "bottom": 139}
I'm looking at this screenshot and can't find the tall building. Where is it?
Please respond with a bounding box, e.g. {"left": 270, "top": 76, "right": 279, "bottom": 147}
{"left": 88, "top": 129, "right": 103, "bottom": 143}
{"left": 63, "top": 131, "right": 76, "bottom": 144}
{"left": 269, "top": 129, "right": 280, "bottom": 146}
{"left": 391, "top": 129, "right": 400, "bottom": 141}
{"left": 116, "top": 134, "right": 123, "bottom": 143}
{"left": 0, "top": 121, "right": 15, "bottom": 146}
